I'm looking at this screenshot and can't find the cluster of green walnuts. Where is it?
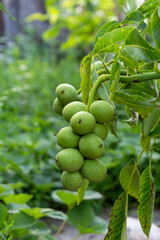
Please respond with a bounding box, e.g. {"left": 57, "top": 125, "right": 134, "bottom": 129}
{"left": 53, "top": 83, "right": 114, "bottom": 191}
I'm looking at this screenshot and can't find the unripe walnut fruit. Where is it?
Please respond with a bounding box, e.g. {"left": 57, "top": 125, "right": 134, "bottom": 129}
{"left": 62, "top": 101, "right": 86, "bottom": 122}
{"left": 57, "top": 126, "right": 80, "bottom": 148}
{"left": 53, "top": 98, "right": 63, "bottom": 115}
{"left": 92, "top": 123, "right": 108, "bottom": 140}
{"left": 70, "top": 111, "right": 96, "bottom": 135}
{"left": 81, "top": 159, "right": 107, "bottom": 182}
{"left": 56, "top": 83, "right": 78, "bottom": 106}
{"left": 55, "top": 148, "right": 84, "bottom": 172}
{"left": 79, "top": 133, "right": 105, "bottom": 159}
{"left": 90, "top": 100, "right": 114, "bottom": 123}
{"left": 61, "top": 171, "right": 83, "bottom": 191}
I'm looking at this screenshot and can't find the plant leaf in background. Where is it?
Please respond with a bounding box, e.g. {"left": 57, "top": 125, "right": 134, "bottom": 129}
{"left": 0, "top": 203, "right": 7, "bottom": 228}
{"left": 80, "top": 53, "right": 92, "bottom": 104}
{"left": 0, "top": 2, "right": 16, "bottom": 20}
{"left": 2, "top": 194, "right": 33, "bottom": 205}
{"left": 104, "top": 191, "right": 128, "bottom": 240}
{"left": 138, "top": 167, "right": 155, "bottom": 238}
{"left": 7, "top": 212, "right": 36, "bottom": 230}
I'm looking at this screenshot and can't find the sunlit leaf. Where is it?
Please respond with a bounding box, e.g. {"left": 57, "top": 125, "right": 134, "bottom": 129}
{"left": 110, "top": 54, "right": 120, "bottom": 101}
{"left": 2, "top": 194, "right": 33, "bottom": 205}
{"left": 124, "top": 28, "right": 160, "bottom": 63}
{"left": 93, "top": 26, "right": 134, "bottom": 55}
{"left": 95, "top": 21, "right": 119, "bottom": 43}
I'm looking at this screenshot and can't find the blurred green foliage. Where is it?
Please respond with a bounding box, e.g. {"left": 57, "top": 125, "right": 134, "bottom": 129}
{"left": 26, "top": 0, "right": 115, "bottom": 53}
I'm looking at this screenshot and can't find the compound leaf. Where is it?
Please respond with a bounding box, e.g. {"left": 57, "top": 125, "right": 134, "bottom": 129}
{"left": 104, "top": 191, "right": 128, "bottom": 240}
{"left": 138, "top": 167, "right": 155, "bottom": 237}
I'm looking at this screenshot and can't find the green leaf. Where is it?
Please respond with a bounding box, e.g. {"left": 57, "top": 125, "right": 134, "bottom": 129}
{"left": 124, "top": 28, "right": 160, "bottom": 63}
{"left": 106, "top": 114, "right": 118, "bottom": 138}
{"left": 0, "top": 2, "right": 16, "bottom": 20}
{"left": 138, "top": 0, "right": 159, "bottom": 14}
{"left": 83, "top": 190, "right": 103, "bottom": 200}
{"left": 143, "top": 106, "right": 160, "bottom": 135}
{"left": 68, "top": 201, "right": 94, "bottom": 231}
{"left": 41, "top": 208, "right": 68, "bottom": 221}
{"left": 138, "top": 167, "right": 155, "bottom": 237}
{"left": 0, "top": 203, "right": 7, "bottom": 227}
{"left": 95, "top": 21, "right": 119, "bottom": 43}
{"left": 110, "top": 54, "right": 120, "bottom": 101}
{"left": 93, "top": 26, "right": 134, "bottom": 56}
{"left": 140, "top": 133, "right": 151, "bottom": 154}
{"left": 120, "top": 48, "right": 139, "bottom": 69}
{"left": 158, "top": 6, "right": 160, "bottom": 17}
{"left": 22, "top": 208, "right": 45, "bottom": 219}
{"left": 120, "top": 165, "right": 140, "bottom": 198}
{"left": 51, "top": 190, "right": 77, "bottom": 208}
{"left": 123, "top": 10, "right": 144, "bottom": 23}
{"left": 149, "top": 123, "right": 160, "bottom": 137}
{"left": 137, "top": 20, "right": 147, "bottom": 33}
{"left": 80, "top": 53, "right": 92, "bottom": 104}
{"left": 104, "top": 191, "right": 128, "bottom": 240}
{"left": 114, "top": 92, "right": 156, "bottom": 118}
{"left": 152, "top": 142, "right": 160, "bottom": 154}
{"left": 8, "top": 212, "right": 36, "bottom": 230}
{"left": 78, "top": 216, "right": 107, "bottom": 234}
{"left": 152, "top": 7, "right": 160, "bottom": 48}
{"left": 77, "top": 179, "right": 89, "bottom": 205}
{"left": 2, "top": 194, "right": 33, "bottom": 205}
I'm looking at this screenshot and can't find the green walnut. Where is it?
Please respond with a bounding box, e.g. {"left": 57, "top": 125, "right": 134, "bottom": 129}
{"left": 81, "top": 159, "right": 107, "bottom": 182}
{"left": 57, "top": 126, "right": 80, "bottom": 148}
{"left": 55, "top": 148, "right": 84, "bottom": 172}
{"left": 78, "top": 93, "right": 83, "bottom": 102}
{"left": 53, "top": 98, "right": 63, "bottom": 115}
{"left": 56, "top": 83, "right": 78, "bottom": 106}
{"left": 92, "top": 123, "right": 108, "bottom": 140}
{"left": 79, "top": 134, "right": 105, "bottom": 159}
{"left": 90, "top": 100, "right": 114, "bottom": 123}
{"left": 91, "top": 61, "right": 104, "bottom": 75}
{"left": 61, "top": 171, "right": 83, "bottom": 191}
{"left": 70, "top": 111, "right": 96, "bottom": 135}
{"left": 62, "top": 101, "right": 86, "bottom": 122}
